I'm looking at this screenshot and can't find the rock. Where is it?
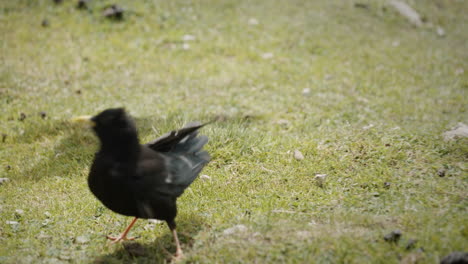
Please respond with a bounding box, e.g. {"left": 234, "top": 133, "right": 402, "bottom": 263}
{"left": 248, "top": 18, "right": 259, "bottom": 25}
{"left": 0, "top": 178, "right": 9, "bottom": 185}
{"left": 436, "top": 27, "right": 446, "bottom": 37}
{"left": 103, "top": 5, "right": 124, "bottom": 20}
{"left": 6, "top": 220, "right": 19, "bottom": 225}
{"left": 182, "top": 34, "right": 196, "bottom": 41}
{"left": 384, "top": 229, "right": 402, "bottom": 243}
{"left": 405, "top": 239, "right": 418, "bottom": 250}
{"left": 200, "top": 174, "right": 211, "bottom": 181}
{"left": 440, "top": 252, "right": 468, "bottom": 264}
{"left": 75, "top": 235, "right": 90, "bottom": 244}
{"left": 437, "top": 168, "right": 446, "bottom": 177}
{"left": 223, "top": 224, "right": 247, "bottom": 235}
{"left": 293, "top": 150, "right": 304, "bottom": 160}
{"left": 302, "top": 88, "right": 311, "bottom": 96}
{"left": 384, "top": 182, "right": 391, "bottom": 189}
{"left": 261, "top": 53, "right": 274, "bottom": 59}
{"left": 182, "top": 43, "right": 190, "bottom": 50}
{"left": 148, "top": 219, "right": 163, "bottom": 224}
{"left": 15, "top": 209, "right": 24, "bottom": 217}
{"left": 41, "top": 19, "right": 49, "bottom": 27}
{"left": 388, "top": 0, "right": 423, "bottom": 27}
{"left": 314, "top": 174, "right": 327, "bottom": 187}
{"left": 276, "top": 119, "right": 290, "bottom": 127}
{"left": 455, "top": 68, "right": 464, "bottom": 75}
{"left": 354, "top": 3, "right": 369, "bottom": 9}
{"left": 443, "top": 123, "right": 468, "bottom": 141}
{"left": 123, "top": 242, "right": 147, "bottom": 257}
{"left": 44, "top": 211, "right": 52, "bottom": 218}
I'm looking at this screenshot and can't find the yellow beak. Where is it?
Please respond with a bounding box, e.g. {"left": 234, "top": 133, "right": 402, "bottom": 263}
{"left": 70, "top": 115, "right": 96, "bottom": 127}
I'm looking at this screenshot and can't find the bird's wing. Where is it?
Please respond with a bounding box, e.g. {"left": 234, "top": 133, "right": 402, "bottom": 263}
{"left": 145, "top": 121, "right": 211, "bottom": 152}
{"left": 134, "top": 145, "right": 210, "bottom": 198}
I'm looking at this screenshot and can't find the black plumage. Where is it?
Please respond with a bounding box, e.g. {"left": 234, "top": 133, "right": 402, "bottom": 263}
{"left": 74, "top": 108, "right": 210, "bottom": 259}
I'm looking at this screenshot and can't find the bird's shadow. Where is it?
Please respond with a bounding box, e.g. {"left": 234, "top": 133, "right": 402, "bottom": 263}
{"left": 94, "top": 214, "right": 207, "bottom": 264}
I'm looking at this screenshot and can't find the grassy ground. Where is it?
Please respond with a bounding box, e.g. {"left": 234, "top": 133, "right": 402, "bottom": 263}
{"left": 1, "top": 0, "right": 467, "bottom": 263}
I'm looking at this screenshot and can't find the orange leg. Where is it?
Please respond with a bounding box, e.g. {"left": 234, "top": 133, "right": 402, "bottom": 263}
{"left": 171, "top": 228, "right": 184, "bottom": 261}
{"left": 107, "top": 217, "right": 138, "bottom": 243}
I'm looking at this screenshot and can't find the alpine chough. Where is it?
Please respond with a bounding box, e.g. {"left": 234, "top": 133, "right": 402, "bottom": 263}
{"left": 73, "top": 108, "right": 210, "bottom": 259}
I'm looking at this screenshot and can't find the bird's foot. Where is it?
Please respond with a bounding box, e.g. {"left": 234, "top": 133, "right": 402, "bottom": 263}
{"left": 106, "top": 234, "right": 136, "bottom": 243}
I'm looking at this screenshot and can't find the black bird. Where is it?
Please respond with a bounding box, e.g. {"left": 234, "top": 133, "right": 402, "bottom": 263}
{"left": 73, "top": 108, "right": 210, "bottom": 259}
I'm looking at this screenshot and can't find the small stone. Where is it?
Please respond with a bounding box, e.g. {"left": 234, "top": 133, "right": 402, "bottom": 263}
{"left": 276, "top": 119, "right": 290, "bottom": 127}
{"left": 354, "top": 3, "right": 369, "bottom": 9}
{"left": 248, "top": 18, "right": 259, "bottom": 25}
{"left": 443, "top": 123, "right": 468, "bottom": 141}
{"left": 37, "top": 231, "right": 52, "bottom": 240}
{"left": 15, "top": 209, "right": 24, "bottom": 216}
{"left": 59, "top": 253, "right": 71, "bottom": 261}
{"left": 19, "top": 113, "right": 27, "bottom": 121}
{"left": 123, "top": 242, "right": 147, "bottom": 257}
{"left": 200, "top": 174, "right": 211, "bottom": 181}
{"left": 384, "top": 182, "right": 391, "bottom": 189}
{"left": 293, "top": 150, "right": 304, "bottom": 160}
{"left": 363, "top": 124, "right": 374, "bottom": 130}
{"left": 261, "top": 53, "right": 274, "bottom": 59}
{"left": 223, "top": 224, "right": 247, "bottom": 235}
{"left": 384, "top": 229, "right": 402, "bottom": 243}
{"left": 143, "top": 223, "right": 155, "bottom": 231}
{"left": 437, "top": 168, "right": 446, "bottom": 177}
{"left": 182, "top": 43, "right": 190, "bottom": 50}
{"left": 148, "top": 219, "right": 163, "bottom": 224}
{"left": 455, "top": 68, "right": 464, "bottom": 75}
{"left": 436, "top": 27, "right": 445, "bottom": 37}
{"left": 302, "top": 88, "right": 311, "bottom": 96}
{"left": 75, "top": 235, "right": 90, "bottom": 244}
{"left": 440, "top": 252, "right": 468, "bottom": 264}
{"left": 42, "top": 219, "right": 51, "bottom": 227}
{"left": 39, "top": 111, "right": 47, "bottom": 119}
{"left": 314, "top": 174, "right": 327, "bottom": 187}
{"left": 41, "top": 19, "right": 49, "bottom": 27}
{"left": 182, "top": 34, "right": 196, "bottom": 41}
{"left": 103, "top": 5, "right": 124, "bottom": 20}
{"left": 44, "top": 211, "right": 52, "bottom": 218}
{"left": 405, "top": 239, "right": 417, "bottom": 250}
{"left": 0, "top": 178, "right": 9, "bottom": 185}
{"left": 324, "top": 74, "right": 333, "bottom": 80}
{"left": 6, "top": 220, "right": 19, "bottom": 225}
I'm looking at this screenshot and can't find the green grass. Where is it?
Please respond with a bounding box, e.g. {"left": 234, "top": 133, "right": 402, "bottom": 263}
{"left": 1, "top": 0, "right": 467, "bottom": 263}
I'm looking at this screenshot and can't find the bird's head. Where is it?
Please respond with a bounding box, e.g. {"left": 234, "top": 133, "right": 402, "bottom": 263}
{"left": 72, "top": 107, "right": 138, "bottom": 144}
